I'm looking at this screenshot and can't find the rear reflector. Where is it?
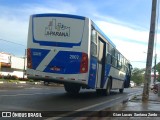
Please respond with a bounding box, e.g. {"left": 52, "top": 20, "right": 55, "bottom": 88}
{"left": 27, "top": 48, "right": 32, "bottom": 69}
{"left": 80, "top": 53, "right": 88, "bottom": 73}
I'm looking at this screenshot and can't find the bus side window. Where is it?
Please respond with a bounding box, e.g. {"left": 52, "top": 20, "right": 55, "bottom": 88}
{"left": 121, "top": 57, "right": 125, "bottom": 71}
{"left": 106, "top": 43, "right": 109, "bottom": 53}
{"left": 91, "top": 29, "right": 97, "bottom": 43}
{"left": 112, "top": 57, "right": 116, "bottom": 67}
{"left": 111, "top": 48, "right": 115, "bottom": 57}
{"left": 91, "top": 42, "right": 97, "bottom": 56}
{"left": 115, "top": 50, "right": 118, "bottom": 68}
{"left": 118, "top": 62, "right": 122, "bottom": 69}
{"left": 108, "top": 45, "right": 112, "bottom": 54}
{"left": 110, "top": 45, "right": 115, "bottom": 67}
{"left": 106, "top": 53, "right": 111, "bottom": 64}
{"left": 115, "top": 50, "right": 118, "bottom": 59}
{"left": 115, "top": 57, "right": 118, "bottom": 68}
{"left": 91, "top": 29, "right": 97, "bottom": 56}
{"left": 118, "top": 54, "right": 122, "bottom": 69}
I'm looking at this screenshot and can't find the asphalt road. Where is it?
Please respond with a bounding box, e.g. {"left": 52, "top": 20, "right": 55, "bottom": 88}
{"left": 0, "top": 84, "right": 143, "bottom": 119}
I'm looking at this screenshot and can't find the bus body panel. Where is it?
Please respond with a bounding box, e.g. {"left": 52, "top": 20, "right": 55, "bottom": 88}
{"left": 108, "top": 67, "right": 126, "bottom": 89}
{"left": 88, "top": 56, "right": 98, "bottom": 88}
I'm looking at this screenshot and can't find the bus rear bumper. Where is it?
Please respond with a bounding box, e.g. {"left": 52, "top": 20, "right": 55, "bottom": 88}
{"left": 27, "top": 69, "right": 88, "bottom": 85}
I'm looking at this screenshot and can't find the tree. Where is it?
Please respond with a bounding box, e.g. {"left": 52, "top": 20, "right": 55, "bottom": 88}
{"left": 131, "top": 68, "right": 145, "bottom": 85}
{"left": 156, "top": 62, "right": 160, "bottom": 82}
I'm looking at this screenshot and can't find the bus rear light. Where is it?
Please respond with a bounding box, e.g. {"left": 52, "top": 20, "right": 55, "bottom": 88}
{"left": 45, "top": 76, "right": 50, "bottom": 78}
{"left": 27, "top": 49, "right": 32, "bottom": 69}
{"left": 80, "top": 53, "right": 88, "bottom": 73}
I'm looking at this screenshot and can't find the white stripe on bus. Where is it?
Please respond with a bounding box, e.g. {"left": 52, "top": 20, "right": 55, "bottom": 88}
{"left": 36, "top": 50, "right": 59, "bottom": 72}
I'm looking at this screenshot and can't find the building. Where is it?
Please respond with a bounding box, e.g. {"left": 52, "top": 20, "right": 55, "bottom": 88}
{"left": 0, "top": 52, "right": 26, "bottom": 78}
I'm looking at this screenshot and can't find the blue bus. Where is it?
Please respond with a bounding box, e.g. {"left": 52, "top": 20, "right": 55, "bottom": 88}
{"left": 27, "top": 13, "right": 132, "bottom": 95}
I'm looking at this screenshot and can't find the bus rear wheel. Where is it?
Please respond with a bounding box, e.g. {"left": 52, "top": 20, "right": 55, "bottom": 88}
{"left": 119, "top": 88, "right": 124, "bottom": 93}
{"left": 64, "top": 83, "right": 81, "bottom": 95}
{"left": 119, "top": 83, "right": 124, "bottom": 93}
{"left": 103, "top": 79, "right": 111, "bottom": 96}
{"left": 44, "top": 81, "right": 49, "bottom": 86}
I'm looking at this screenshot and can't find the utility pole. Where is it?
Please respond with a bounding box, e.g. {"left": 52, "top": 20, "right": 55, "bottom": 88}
{"left": 23, "top": 49, "right": 26, "bottom": 80}
{"left": 154, "top": 54, "right": 157, "bottom": 84}
{"left": 142, "top": 0, "right": 157, "bottom": 102}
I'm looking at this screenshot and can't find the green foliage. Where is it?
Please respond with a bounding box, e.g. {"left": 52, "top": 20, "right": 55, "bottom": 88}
{"left": 9, "top": 80, "right": 19, "bottom": 83}
{"left": 131, "top": 68, "right": 145, "bottom": 85}
{"left": 29, "top": 79, "right": 34, "bottom": 82}
{"left": 156, "top": 63, "right": 160, "bottom": 82}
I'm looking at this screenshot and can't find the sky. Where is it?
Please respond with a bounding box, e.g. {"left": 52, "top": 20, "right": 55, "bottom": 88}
{"left": 0, "top": 0, "right": 160, "bottom": 69}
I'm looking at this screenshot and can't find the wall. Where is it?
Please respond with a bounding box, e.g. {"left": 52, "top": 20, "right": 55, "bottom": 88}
{"left": 0, "top": 52, "right": 26, "bottom": 78}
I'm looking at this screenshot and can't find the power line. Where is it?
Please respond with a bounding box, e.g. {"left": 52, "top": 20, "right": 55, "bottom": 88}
{"left": 0, "top": 38, "right": 26, "bottom": 46}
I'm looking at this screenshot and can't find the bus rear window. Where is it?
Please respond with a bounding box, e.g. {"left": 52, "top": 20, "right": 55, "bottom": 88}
{"left": 32, "top": 17, "right": 85, "bottom": 45}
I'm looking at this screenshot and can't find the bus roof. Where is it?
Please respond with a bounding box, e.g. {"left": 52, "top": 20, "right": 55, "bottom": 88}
{"left": 32, "top": 13, "right": 85, "bottom": 20}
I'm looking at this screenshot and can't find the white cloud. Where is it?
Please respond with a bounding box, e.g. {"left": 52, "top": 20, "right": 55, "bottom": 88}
{"left": 96, "top": 21, "right": 149, "bottom": 43}
{"left": 22, "top": 4, "right": 77, "bottom": 16}
{"left": 0, "top": 18, "right": 28, "bottom": 44}
{"left": 0, "top": 3, "right": 76, "bottom": 55}
{"left": 95, "top": 20, "right": 160, "bottom": 68}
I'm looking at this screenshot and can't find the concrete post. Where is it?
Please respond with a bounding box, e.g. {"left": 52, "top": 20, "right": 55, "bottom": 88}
{"left": 142, "top": 0, "right": 157, "bottom": 102}
{"left": 158, "top": 83, "right": 160, "bottom": 97}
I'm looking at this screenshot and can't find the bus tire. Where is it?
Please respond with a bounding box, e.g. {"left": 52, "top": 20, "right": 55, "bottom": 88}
{"left": 119, "top": 83, "right": 124, "bottom": 93}
{"left": 64, "top": 83, "right": 81, "bottom": 95}
{"left": 44, "top": 81, "right": 49, "bottom": 86}
{"left": 104, "top": 79, "right": 111, "bottom": 96}
{"left": 119, "top": 88, "right": 124, "bottom": 93}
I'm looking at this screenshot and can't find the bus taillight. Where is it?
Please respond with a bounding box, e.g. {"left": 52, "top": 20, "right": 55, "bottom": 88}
{"left": 27, "top": 48, "right": 32, "bottom": 69}
{"left": 80, "top": 53, "right": 88, "bottom": 73}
